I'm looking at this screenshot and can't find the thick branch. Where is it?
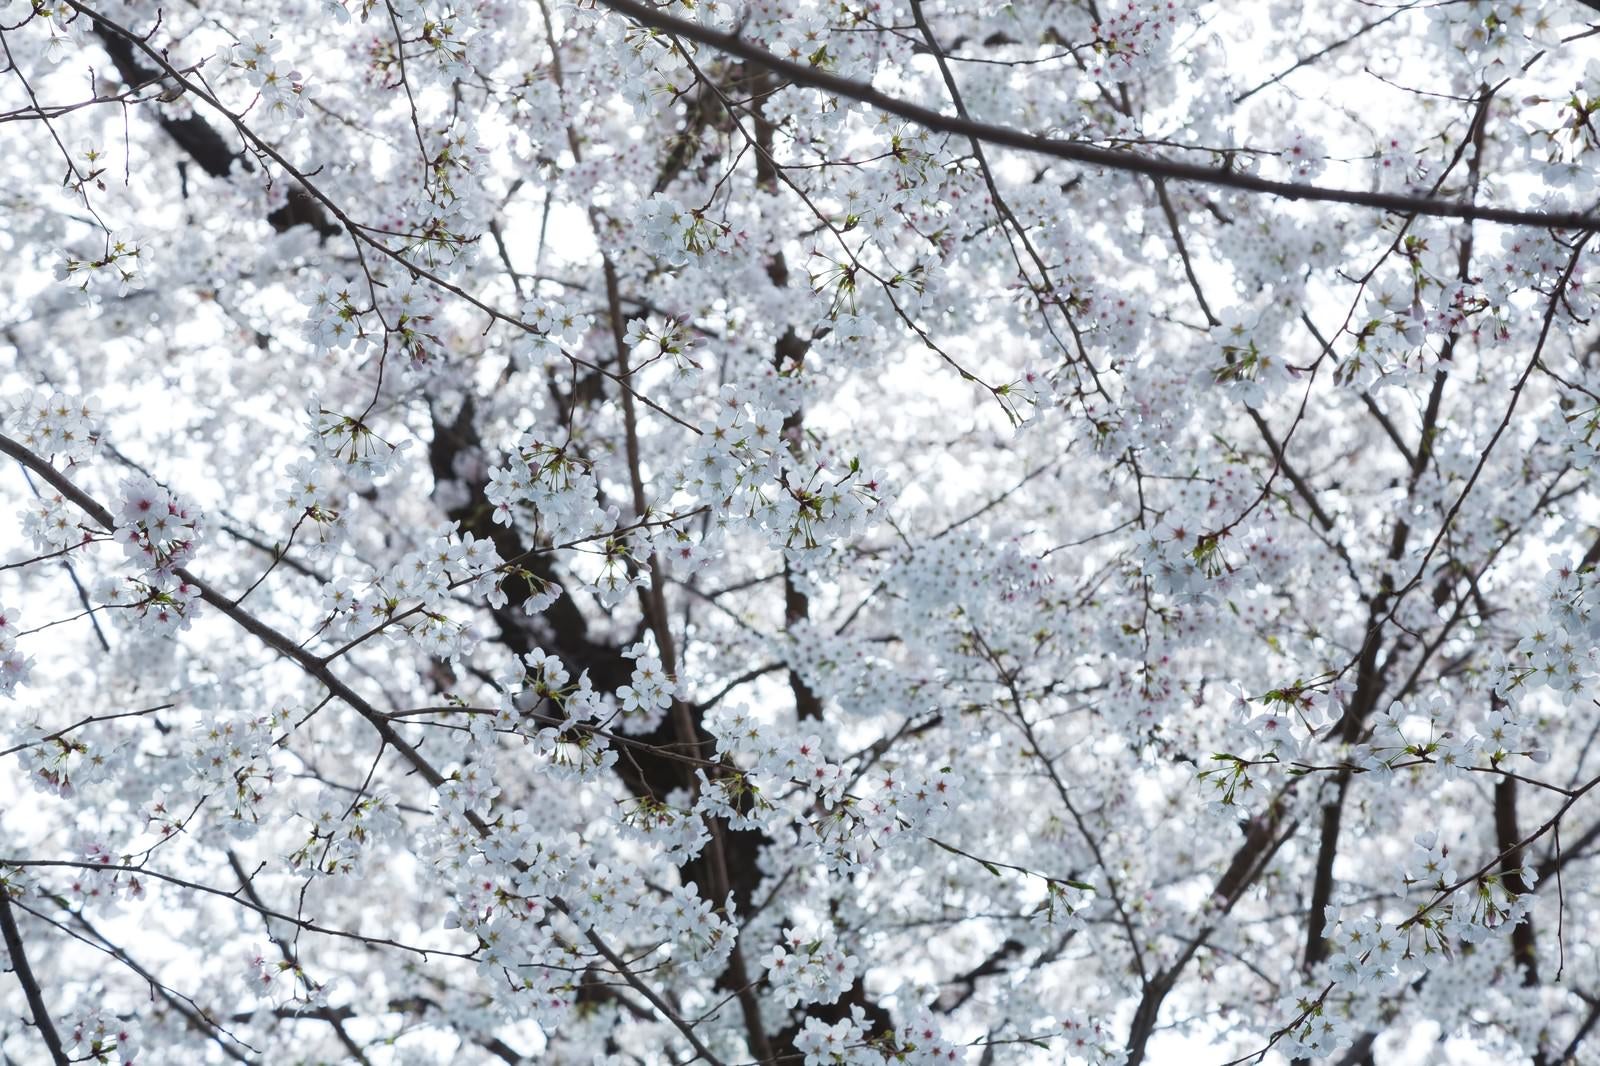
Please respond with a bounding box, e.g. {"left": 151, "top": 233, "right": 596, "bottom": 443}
{"left": 598, "top": 0, "right": 1600, "bottom": 232}
{"left": 0, "top": 888, "right": 69, "bottom": 1066}
{"left": 1493, "top": 775, "right": 1540, "bottom": 987}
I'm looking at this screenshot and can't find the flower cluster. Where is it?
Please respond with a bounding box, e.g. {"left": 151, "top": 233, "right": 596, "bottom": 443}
{"left": 1089, "top": 0, "right": 1186, "bottom": 78}
{"left": 1433, "top": 0, "right": 1550, "bottom": 80}
{"left": 0, "top": 605, "right": 31, "bottom": 699}
{"left": 1555, "top": 396, "right": 1600, "bottom": 471}
{"left": 678, "top": 385, "right": 885, "bottom": 564}
{"left": 617, "top": 793, "right": 710, "bottom": 864}
{"left": 1274, "top": 983, "right": 1350, "bottom": 1059}
{"left": 20, "top": 487, "right": 83, "bottom": 552}
{"left": 1282, "top": 130, "right": 1327, "bottom": 183}
{"left": 1131, "top": 463, "right": 1261, "bottom": 604}
{"left": 705, "top": 705, "right": 962, "bottom": 869}
{"left": 1401, "top": 830, "right": 1456, "bottom": 895}
{"left": 891, "top": 1010, "right": 964, "bottom": 1065}
{"left": 1483, "top": 229, "right": 1571, "bottom": 305}
{"left": 794, "top": 1006, "right": 968, "bottom": 1066}
{"left": 519, "top": 297, "right": 592, "bottom": 358}
{"left": 186, "top": 706, "right": 290, "bottom": 838}
{"left": 68, "top": 1008, "right": 142, "bottom": 1065}
{"left": 428, "top": 812, "right": 733, "bottom": 1020}
{"left": 302, "top": 280, "right": 363, "bottom": 354}
{"left": 56, "top": 232, "right": 145, "bottom": 298}
{"left": 320, "top": 525, "right": 502, "bottom": 659}
{"left": 14, "top": 714, "right": 126, "bottom": 796}
{"left": 5, "top": 389, "right": 99, "bottom": 463}
{"left": 244, "top": 943, "right": 296, "bottom": 999}
{"left": 1323, "top": 910, "right": 1406, "bottom": 989}
{"left": 1496, "top": 554, "right": 1600, "bottom": 708}
{"left": 115, "top": 476, "right": 201, "bottom": 575}
{"left": 1374, "top": 133, "right": 1425, "bottom": 189}
{"left": 491, "top": 648, "right": 621, "bottom": 782}
{"left": 485, "top": 435, "right": 611, "bottom": 544}
{"left": 624, "top": 314, "right": 702, "bottom": 381}
{"left": 289, "top": 791, "right": 403, "bottom": 877}
{"left": 58, "top": 837, "right": 143, "bottom": 906}
{"left": 703, "top": 705, "right": 825, "bottom": 829}
{"left": 614, "top": 640, "right": 679, "bottom": 735}
{"left": 97, "top": 476, "right": 205, "bottom": 634}
{"left": 762, "top": 925, "right": 859, "bottom": 1008}
{"left": 280, "top": 456, "right": 347, "bottom": 560}
{"left": 222, "top": 30, "right": 310, "bottom": 122}
{"left": 308, "top": 403, "right": 411, "bottom": 486}
{"left": 634, "top": 192, "right": 730, "bottom": 265}
{"left": 1207, "top": 309, "right": 1297, "bottom": 408}
{"left": 803, "top": 762, "right": 964, "bottom": 871}
{"left": 794, "top": 1009, "right": 873, "bottom": 1066}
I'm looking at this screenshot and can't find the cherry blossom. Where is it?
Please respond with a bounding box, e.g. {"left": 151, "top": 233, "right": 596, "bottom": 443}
{"left": 2, "top": 0, "right": 1600, "bottom": 1063}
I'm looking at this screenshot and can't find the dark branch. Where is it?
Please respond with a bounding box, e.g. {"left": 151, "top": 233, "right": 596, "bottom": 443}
{"left": 83, "top": 13, "right": 339, "bottom": 239}
{"left": 598, "top": 0, "right": 1600, "bottom": 232}
{"left": 0, "top": 888, "right": 69, "bottom": 1066}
